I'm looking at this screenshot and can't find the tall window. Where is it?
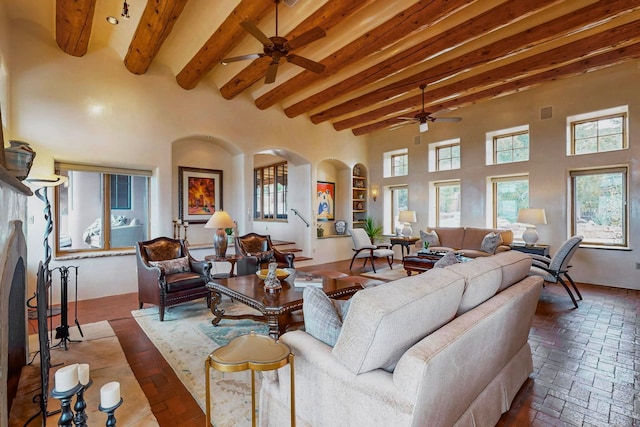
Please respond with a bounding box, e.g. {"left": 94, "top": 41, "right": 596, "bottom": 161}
{"left": 493, "top": 131, "right": 529, "bottom": 164}
{"left": 491, "top": 175, "right": 529, "bottom": 237}
{"left": 390, "top": 186, "right": 408, "bottom": 234}
{"left": 55, "top": 163, "right": 150, "bottom": 253}
{"left": 571, "top": 113, "right": 626, "bottom": 155}
{"left": 570, "top": 167, "right": 627, "bottom": 246}
{"left": 435, "top": 182, "right": 460, "bottom": 226}
{"left": 391, "top": 153, "right": 408, "bottom": 176}
{"left": 254, "top": 162, "right": 288, "bottom": 221}
{"left": 436, "top": 143, "right": 460, "bottom": 171}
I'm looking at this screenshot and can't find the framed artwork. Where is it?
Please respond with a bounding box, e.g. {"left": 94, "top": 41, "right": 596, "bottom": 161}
{"left": 178, "top": 166, "right": 223, "bottom": 224}
{"left": 316, "top": 181, "right": 335, "bottom": 221}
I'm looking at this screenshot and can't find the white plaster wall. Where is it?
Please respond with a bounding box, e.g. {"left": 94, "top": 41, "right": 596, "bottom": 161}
{"left": 366, "top": 61, "right": 640, "bottom": 290}
{"left": 6, "top": 20, "right": 367, "bottom": 301}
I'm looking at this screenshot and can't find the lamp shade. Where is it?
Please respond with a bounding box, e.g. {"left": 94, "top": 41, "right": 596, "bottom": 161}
{"left": 517, "top": 208, "right": 547, "bottom": 225}
{"left": 204, "top": 211, "right": 235, "bottom": 229}
{"left": 398, "top": 210, "right": 417, "bottom": 224}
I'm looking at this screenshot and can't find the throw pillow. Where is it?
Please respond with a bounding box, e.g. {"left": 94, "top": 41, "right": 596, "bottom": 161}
{"left": 303, "top": 287, "right": 350, "bottom": 347}
{"left": 480, "top": 232, "right": 503, "bottom": 254}
{"left": 249, "top": 250, "right": 274, "bottom": 264}
{"left": 420, "top": 230, "right": 440, "bottom": 247}
{"left": 434, "top": 251, "right": 459, "bottom": 268}
{"left": 149, "top": 256, "right": 190, "bottom": 274}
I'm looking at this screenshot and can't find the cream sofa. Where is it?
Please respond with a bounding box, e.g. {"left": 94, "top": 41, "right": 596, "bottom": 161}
{"left": 416, "top": 226, "right": 513, "bottom": 258}
{"left": 259, "top": 251, "right": 542, "bottom": 427}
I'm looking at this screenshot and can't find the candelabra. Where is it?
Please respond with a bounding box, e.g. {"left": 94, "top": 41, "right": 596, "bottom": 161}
{"left": 172, "top": 219, "right": 189, "bottom": 240}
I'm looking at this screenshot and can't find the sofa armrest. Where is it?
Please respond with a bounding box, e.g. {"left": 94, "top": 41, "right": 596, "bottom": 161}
{"left": 273, "top": 248, "right": 295, "bottom": 268}
{"left": 189, "top": 259, "right": 211, "bottom": 276}
{"left": 260, "top": 331, "right": 413, "bottom": 427}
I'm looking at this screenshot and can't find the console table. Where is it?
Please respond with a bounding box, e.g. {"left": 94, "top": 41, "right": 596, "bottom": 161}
{"left": 509, "top": 244, "right": 550, "bottom": 257}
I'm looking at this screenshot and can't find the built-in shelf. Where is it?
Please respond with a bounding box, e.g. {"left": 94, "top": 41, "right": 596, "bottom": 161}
{"left": 352, "top": 163, "right": 367, "bottom": 228}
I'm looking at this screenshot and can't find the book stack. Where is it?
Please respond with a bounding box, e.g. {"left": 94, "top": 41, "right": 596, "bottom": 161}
{"left": 293, "top": 272, "right": 324, "bottom": 288}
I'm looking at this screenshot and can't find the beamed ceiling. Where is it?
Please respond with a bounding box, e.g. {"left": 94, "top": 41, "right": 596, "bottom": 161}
{"left": 7, "top": 0, "right": 640, "bottom": 136}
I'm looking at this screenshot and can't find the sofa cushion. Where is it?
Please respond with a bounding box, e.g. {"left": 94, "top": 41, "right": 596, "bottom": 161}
{"left": 446, "top": 256, "right": 503, "bottom": 316}
{"left": 251, "top": 250, "right": 274, "bottom": 264}
{"left": 332, "top": 268, "right": 465, "bottom": 374}
{"left": 420, "top": 230, "right": 440, "bottom": 247}
{"left": 430, "top": 227, "right": 465, "bottom": 249}
{"left": 303, "top": 287, "right": 351, "bottom": 347}
{"left": 480, "top": 232, "right": 503, "bottom": 254}
{"left": 149, "top": 256, "right": 190, "bottom": 274}
{"left": 494, "top": 250, "right": 532, "bottom": 292}
{"left": 434, "top": 251, "right": 459, "bottom": 268}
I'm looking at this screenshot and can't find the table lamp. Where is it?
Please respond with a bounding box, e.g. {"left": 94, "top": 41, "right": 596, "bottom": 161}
{"left": 205, "top": 211, "right": 236, "bottom": 257}
{"left": 398, "top": 210, "right": 417, "bottom": 237}
{"left": 517, "top": 208, "right": 547, "bottom": 246}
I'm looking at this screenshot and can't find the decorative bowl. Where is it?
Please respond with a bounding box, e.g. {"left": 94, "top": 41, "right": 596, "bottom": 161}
{"left": 256, "top": 269, "right": 290, "bottom": 280}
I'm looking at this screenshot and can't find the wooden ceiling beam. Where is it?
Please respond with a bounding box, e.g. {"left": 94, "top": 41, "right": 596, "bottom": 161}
{"left": 254, "top": 0, "right": 477, "bottom": 110}
{"left": 317, "top": 0, "right": 640, "bottom": 125}
{"left": 335, "top": 20, "right": 640, "bottom": 132}
{"left": 219, "top": 0, "right": 375, "bottom": 100}
{"left": 55, "top": 0, "right": 96, "bottom": 57}
{"left": 352, "top": 42, "right": 640, "bottom": 135}
{"left": 176, "top": 0, "right": 273, "bottom": 90}
{"left": 124, "top": 0, "right": 190, "bottom": 75}
{"left": 284, "top": 0, "right": 563, "bottom": 119}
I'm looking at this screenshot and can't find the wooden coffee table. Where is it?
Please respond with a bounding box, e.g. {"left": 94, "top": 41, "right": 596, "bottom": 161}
{"left": 403, "top": 252, "right": 445, "bottom": 275}
{"left": 206, "top": 273, "right": 364, "bottom": 339}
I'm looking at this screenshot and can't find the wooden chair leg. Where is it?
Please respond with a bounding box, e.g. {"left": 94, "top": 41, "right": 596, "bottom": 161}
{"left": 159, "top": 305, "right": 165, "bottom": 321}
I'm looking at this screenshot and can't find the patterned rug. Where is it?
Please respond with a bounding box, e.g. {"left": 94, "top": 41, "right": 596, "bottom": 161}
{"left": 132, "top": 298, "right": 269, "bottom": 427}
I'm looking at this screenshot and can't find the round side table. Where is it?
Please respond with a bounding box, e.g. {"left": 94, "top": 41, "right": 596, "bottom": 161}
{"left": 205, "top": 331, "right": 295, "bottom": 427}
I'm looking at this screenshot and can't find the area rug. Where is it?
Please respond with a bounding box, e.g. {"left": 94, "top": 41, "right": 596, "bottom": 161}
{"left": 132, "top": 299, "right": 269, "bottom": 427}
{"left": 10, "top": 321, "right": 157, "bottom": 426}
{"left": 360, "top": 266, "right": 409, "bottom": 281}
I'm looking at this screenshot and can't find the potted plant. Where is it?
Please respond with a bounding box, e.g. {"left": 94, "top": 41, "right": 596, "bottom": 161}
{"left": 317, "top": 224, "right": 325, "bottom": 238}
{"left": 363, "top": 216, "right": 383, "bottom": 244}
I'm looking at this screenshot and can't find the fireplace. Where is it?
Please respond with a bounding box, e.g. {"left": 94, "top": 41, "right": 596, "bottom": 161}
{"left": 0, "top": 169, "right": 31, "bottom": 427}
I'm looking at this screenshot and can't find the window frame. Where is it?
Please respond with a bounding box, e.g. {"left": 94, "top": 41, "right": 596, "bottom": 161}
{"left": 490, "top": 175, "right": 529, "bottom": 237}
{"left": 569, "top": 166, "right": 628, "bottom": 248}
{"left": 254, "top": 161, "right": 288, "bottom": 222}
{"left": 435, "top": 142, "right": 460, "bottom": 171}
{"left": 388, "top": 185, "right": 408, "bottom": 234}
{"left": 54, "top": 162, "right": 151, "bottom": 254}
{"left": 492, "top": 130, "right": 529, "bottom": 164}
{"left": 391, "top": 153, "right": 408, "bottom": 177}
{"left": 570, "top": 112, "right": 627, "bottom": 155}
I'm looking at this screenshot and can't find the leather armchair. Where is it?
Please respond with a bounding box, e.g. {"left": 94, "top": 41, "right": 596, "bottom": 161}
{"left": 234, "top": 232, "right": 295, "bottom": 269}
{"left": 136, "top": 237, "right": 211, "bottom": 321}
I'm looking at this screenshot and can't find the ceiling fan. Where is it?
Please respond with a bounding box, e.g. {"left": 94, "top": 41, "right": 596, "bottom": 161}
{"left": 394, "top": 84, "right": 462, "bottom": 132}
{"left": 220, "top": 0, "right": 326, "bottom": 84}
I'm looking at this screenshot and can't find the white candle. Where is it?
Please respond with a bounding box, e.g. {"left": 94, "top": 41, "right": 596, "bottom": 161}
{"left": 176, "top": 219, "right": 182, "bottom": 225}
{"left": 173, "top": 217, "right": 178, "bottom": 222}
{"left": 78, "top": 363, "right": 90, "bottom": 385}
{"left": 54, "top": 364, "right": 79, "bottom": 392}
{"left": 100, "top": 381, "right": 121, "bottom": 408}
{"left": 184, "top": 221, "right": 189, "bottom": 226}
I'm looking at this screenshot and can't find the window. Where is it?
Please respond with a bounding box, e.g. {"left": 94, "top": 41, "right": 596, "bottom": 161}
{"left": 383, "top": 148, "right": 408, "bottom": 177}
{"left": 571, "top": 114, "right": 627, "bottom": 155}
{"left": 110, "top": 175, "right": 131, "bottom": 209}
{"left": 486, "top": 125, "right": 529, "bottom": 165}
{"left": 436, "top": 143, "right": 460, "bottom": 171}
{"left": 55, "top": 163, "right": 150, "bottom": 253}
{"left": 254, "top": 162, "right": 288, "bottom": 221}
{"left": 493, "top": 131, "right": 529, "bottom": 164}
{"left": 389, "top": 186, "right": 408, "bottom": 234}
{"left": 428, "top": 138, "right": 460, "bottom": 172}
{"left": 491, "top": 175, "right": 529, "bottom": 238}
{"left": 570, "top": 167, "right": 627, "bottom": 247}
{"left": 435, "top": 181, "right": 460, "bottom": 226}
{"left": 391, "top": 153, "right": 408, "bottom": 176}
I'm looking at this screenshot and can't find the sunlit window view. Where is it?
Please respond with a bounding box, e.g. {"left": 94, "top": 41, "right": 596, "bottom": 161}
{"left": 435, "top": 182, "right": 460, "bottom": 226}
{"left": 572, "top": 115, "right": 625, "bottom": 154}
{"left": 494, "top": 131, "right": 529, "bottom": 164}
{"left": 254, "top": 162, "right": 288, "bottom": 221}
{"left": 571, "top": 168, "right": 626, "bottom": 246}
{"left": 492, "top": 176, "right": 529, "bottom": 239}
